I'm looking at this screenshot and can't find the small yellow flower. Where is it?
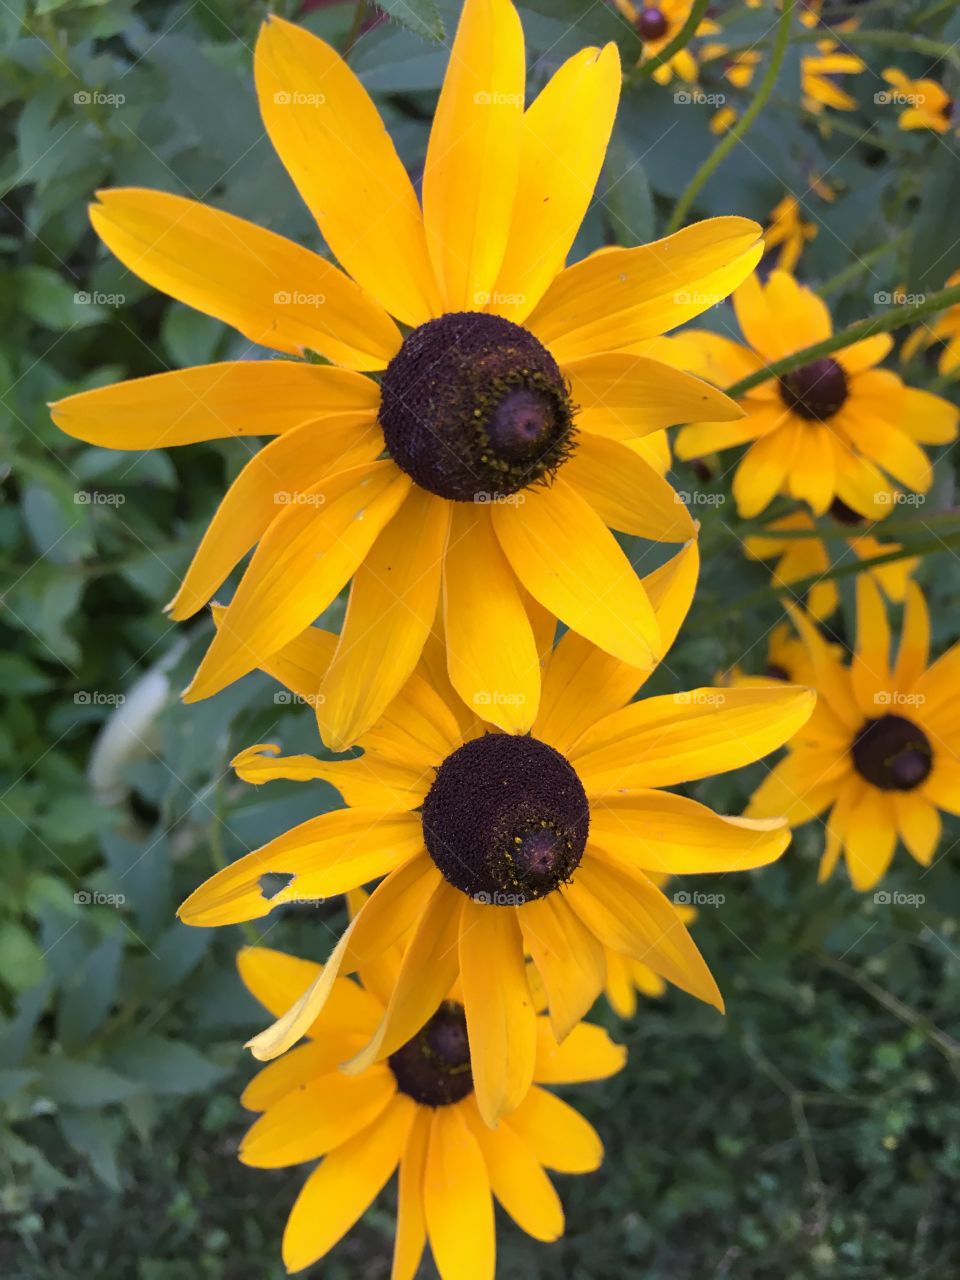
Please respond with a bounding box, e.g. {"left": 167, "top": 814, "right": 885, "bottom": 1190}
{"left": 748, "top": 577, "right": 960, "bottom": 890}
{"left": 179, "top": 543, "right": 814, "bottom": 1124}
{"left": 51, "top": 1, "right": 760, "bottom": 752}
{"left": 744, "top": 508, "right": 919, "bottom": 620}
{"left": 802, "top": 43, "right": 865, "bottom": 115}
{"left": 675, "top": 270, "right": 959, "bottom": 519}
{"left": 763, "top": 194, "right": 818, "bottom": 273}
{"left": 901, "top": 270, "right": 960, "bottom": 376}
{"left": 613, "top": 0, "right": 718, "bottom": 83}
{"left": 880, "top": 67, "right": 954, "bottom": 134}
{"left": 236, "top": 943, "right": 625, "bottom": 1276}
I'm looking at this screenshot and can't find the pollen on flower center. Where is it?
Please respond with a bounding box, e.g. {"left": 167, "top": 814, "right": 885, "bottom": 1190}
{"left": 388, "top": 1001, "right": 473, "bottom": 1106}
{"left": 636, "top": 7, "right": 669, "bottom": 40}
{"left": 378, "top": 312, "right": 576, "bottom": 502}
{"left": 779, "top": 357, "right": 849, "bottom": 421}
{"left": 852, "top": 714, "right": 933, "bottom": 791}
{"left": 421, "top": 733, "right": 589, "bottom": 904}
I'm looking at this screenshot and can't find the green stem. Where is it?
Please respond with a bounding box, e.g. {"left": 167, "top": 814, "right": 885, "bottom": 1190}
{"left": 723, "top": 281, "right": 960, "bottom": 400}
{"left": 665, "top": 0, "right": 795, "bottom": 235}
{"left": 633, "top": 0, "right": 711, "bottom": 81}
{"left": 729, "top": 509, "right": 960, "bottom": 543}
{"left": 760, "top": 24, "right": 960, "bottom": 72}
{"left": 817, "top": 230, "right": 911, "bottom": 298}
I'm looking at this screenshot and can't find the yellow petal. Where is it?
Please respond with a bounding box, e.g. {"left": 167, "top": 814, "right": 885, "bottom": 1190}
{"left": 177, "top": 809, "right": 424, "bottom": 926}
{"left": 526, "top": 217, "right": 763, "bottom": 362}
{"left": 787, "top": 604, "right": 862, "bottom": 731}
{"left": 745, "top": 748, "right": 851, "bottom": 826}
{"left": 850, "top": 574, "right": 892, "bottom": 716}
{"left": 459, "top": 901, "right": 537, "bottom": 1127}
{"left": 844, "top": 787, "right": 897, "bottom": 890}
{"left": 241, "top": 1038, "right": 368, "bottom": 1112}
{"left": 168, "top": 415, "right": 382, "bottom": 620}
{"left": 836, "top": 333, "right": 893, "bottom": 373}
{"left": 787, "top": 422, "right": 835, "bottom": 515}
{"left": 423, "top": 1105, "right": 495, "bottom": 1280}
{"left": 230, "top": 743, "right": 430, "bottom": 812}
{"left": 533, "top": 1018, "right": 626, "bottom": 1084}
{"left": 732, "top": 424, "right": 797, "bottom": 518}
{"left": 240, "top": 1066, "right": 395, "bottom": 1167}
{"left": 392, "top": 1108, "right": 431, "bottom": 1280}
{"left": 518, "top": 893, "right": 606, "bottom": 1042}
{"left": 443, "top": 503, "right": 539, "bottom": 733}
{"left": 837, "top": 400, "right": 933, "bottom": 493}
{"left": 492, "top": 477, "right": 659, "bottom": 668}
{"left": 565, "top": 859, "right": 724, "bottom": 1010}
{"left": 562, "top": 432, "right": 695, "bottom": 541}
{"left": 243, "top": 622, "right": 337, "bottom": 703}
{"left": 491, "top": 43, "right": 620, "bottom": 323}
{"left": 571, "top": 685, "right": 816, "bottom": 791}
{"left": 589, "top": 790, "right": 791, "bottom": 874}
{"left": 463, "top": 1104, "right": 564, "bottom": 1242}
{"left": 235, "top": 944, "right": 381, "bottom": 1035}
{"left": 893, "top": 791, "right": 941, "bottom": 866}
{"left": 49, "top": 360, "right": 379, "bottom": 448}
{"left": 318, "top": 487, "right": 451, "bottom": 750}
{"left": 183, "top": 461, "right": 411, "bottom": 701}
{"left": 91, "top": 188, "right": 401, "bottom": 369}
{"left": 255, "top": 16, "right": 441, "bottom": 327}
{"left": 422, "top": 0, "right": 525, "bottom": 311}
{"left": 893, "top": 581, "right": 929, "bottom": 690}
{"left": 282, "top": 1094, "right": 415, "bottom": 1274}
{"left": 507, "top": 1085, "right": 602, "bottom": 1173}
{"left": 675, "top": 399, "right": 785, "bottom": 461}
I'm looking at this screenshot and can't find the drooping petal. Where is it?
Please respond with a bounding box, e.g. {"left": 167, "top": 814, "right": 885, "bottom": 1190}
{"left": 463, "top": 1105, "right": 564, "bottom": 1242}
{"left": 490, "top": 43, "right": 620, "bottom": 323}
{"left": 850, "top": 574, "right": 892, "bottom": 716}
{"left": 532, "top": 1018, "right": 626, "bottom": 1084}
{"left": 281, "top": 1095, "right": 415, "bottom": 1274}
{"left": 168, "top": 415, "right": 383, "bottom": 620}
{"left": 392, "top": 1108, "right": 431, "bottom": 1280}
{"left": 422, "top": 0, "right": 525, "bottom": 311}
{"left": 235, "top": 945, "right": 382, "bottom": 1035}
{"left": 178, "top": 809, "right": 423, "bottom": 927}
{"left": 90, "top": 188, "right": 401, "bottom": 369}
{"left": 318, "top": 487, "right": 451, "bottom": 750}
{"left": 893, "top": 791, "right": 941, "bottom": 866}
{"left": 183, "top": 461, "right": 412, "bottom": 702}
{"left": 423, "top": 1104, "right": 495, "bottom": 1280}
{"left": 230, "top": 743, "right": 431, "bottom": 812}
{"left": 492, "top": 478, "right": 659, "bottom": 669}
{"left": 570, "top": 685, "right": 816, "bottom": 792}
{"left": 526, "top": 217, "right": 763, "bottom": 363}
{"left": 49, "top": 360, "right": 379, "bottom": 448}
{"left": 443, "top": 503, "right": 540, "bottom": 734}
{"left": 561, "top": 433, "right": 695, "bottom": 541}
{"left": 255, "top": 16, "right": 441, "bottom": 326}
{"left": 893, "top": 581, "right": 930, "bottom": 691}
{"left": 507, "top": 1086, "right": 603, "bottom": 1173}
{"left": 518, "top": 893, "right": 606, "bottom": 1042}
{"left": 459, "top": 901, "right": 537, "bottom": 1127}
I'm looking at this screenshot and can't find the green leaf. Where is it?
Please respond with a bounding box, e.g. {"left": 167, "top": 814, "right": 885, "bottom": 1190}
{"left": 56, "top": 933, "right": 123, "bottom": 1051}
{"left": 0, "top": 922, "right": 46, "bottom": 994}
{"left": 603, "top": 132, "right": 655, "bottom": 247}
{"left": 106, "top": 1034, "right": 227, "bottom": 1095}
{"left": 58, "top": 1109, "right": 124, "bottom": 1190}
{"left": 377, "top": 0, "right": 445, "bottom": 42}
{"left": 37, "top": 1058, "right": 142, "bottom": 1107}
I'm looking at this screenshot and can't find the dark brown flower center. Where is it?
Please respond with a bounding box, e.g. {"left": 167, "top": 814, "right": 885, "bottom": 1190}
{"left": 852, "top": 714, "right": 933, "bottom": 791}
{"left": 388, "top": 1001, "right": 473, "bottom": 1106}
{"left": 829, "top": 496, "right": 868, "bottom": 527}
{"left": 779, "top": 357, "right": 848, "bottom": 421}
{"left": 421, "top": 733, "right": 589, "bottom": 904}
{"left": 379, "top": 312, "right": 575, "bottom": 502}
{"left": 637, "top": 6, "right": 669, "bottom": 39}
{"left": 766, "top": 663, "right": 790, "bottom": 681}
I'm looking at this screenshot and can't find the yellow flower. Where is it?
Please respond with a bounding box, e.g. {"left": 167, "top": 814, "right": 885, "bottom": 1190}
{"left": 179, "top": 543, "right": 814, "bottom": 1124}
{"left": 603, "top": 878, "right": 697, "bottom": 1015}
{"left": 675, "top": 270, "right": 959, "bottom": 519}
{"left": 902, "top": 270, "right": 960, "bottom": 376}
{"left": 748, "top": 577, "right": 960, "bottom": 889}
{"left": 744, "top": 508, "right": 919, "bottom": 620}
{"left": 236, "top": 943, "right": 624, "bottom": 1276}
{"left": 612, "top": 0, "right": 719, "bottom": 83}
{"left": 763, "top": 194, "right": 817, "bottom": 273}
{"left": 720, "top": 620, "right": 826, "bottom": 691}
{"left": 802, "top": 42, "right": 865, "bottom": 115}
{"left": 880, "top": 67, "right": 954, "bottom": 133}
{"left": 51, "top": 2, "right": 759, "bottom": 752}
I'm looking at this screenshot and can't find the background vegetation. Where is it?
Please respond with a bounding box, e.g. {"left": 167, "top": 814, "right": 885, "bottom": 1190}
{"left": 1, "top": 1, "right": 958, "bottom": 1276}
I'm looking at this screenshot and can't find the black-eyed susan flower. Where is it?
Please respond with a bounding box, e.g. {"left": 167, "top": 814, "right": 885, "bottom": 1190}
{"left": 880, "top": 67, "right": 953, "bottom": 133}
{"left": 747, "top": 576, "right": 960, "bottom": 889}
{"left": 675, "top": 270, "right": 959, "bottom": 519}
{"left": 50, "top": 1, "right": 760, "bottom": 752}
{"left": 179, "top": 543, "right": 814, "bottom": 1123}
{"left": 612, "top": 0, "right": 718, "bottom": 83}
{"left": 236, "top": 943, "right": 624, "bottom": 1276}
{"left": 798, "top": 2, "right": 865, "bottom": 115}
{"left": 744, "top": 507, "right": 918, "bottom": 620}
{"left": 902, "top": 270, "right": 960, "bottom": 376}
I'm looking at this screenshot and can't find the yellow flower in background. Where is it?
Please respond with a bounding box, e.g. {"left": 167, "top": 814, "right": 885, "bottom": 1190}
{"left": 902, "top": 270, "right": 960, "bottom": 376}
{"left": 721, "top": 620, "right": 825, "bottom": 692}
{"left": 179, "top": 543, "right": 814, "bottom": 1125}
{"left": 802, "top": 43, "right": 865, "bottom": 115}
{"left": 763, "top": 194, "right": 817, "bottom": 273}
{"left": 675, "top": 270, "right": 959, "bottom": 519}
{"left": 603, "top": 880, "right": 697, "bottom": 1016}
{"left": 880, "top": 68, "right": 954, "bottom": 133}
{"left": 709, "top": 104, "right": 738, "bottom": 135}
{"left": 236, "top": 944, "right": 624, "bottom": 1276}
{"left": 744, "top": 508, "right": 919, "bottom": 620}
{"left": 613, "top": 0, "right": 719, "bottom": 83}
{"left": 51, "top": 0, "right": 760, "bottom": 752}
{"left": 748, "top": 577, "right": 960, "bottom": 889}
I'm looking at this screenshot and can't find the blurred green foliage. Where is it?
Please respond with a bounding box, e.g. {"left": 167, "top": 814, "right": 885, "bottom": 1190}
{"left": 1, "top": 0, "right": 958, "bottom": 1276}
